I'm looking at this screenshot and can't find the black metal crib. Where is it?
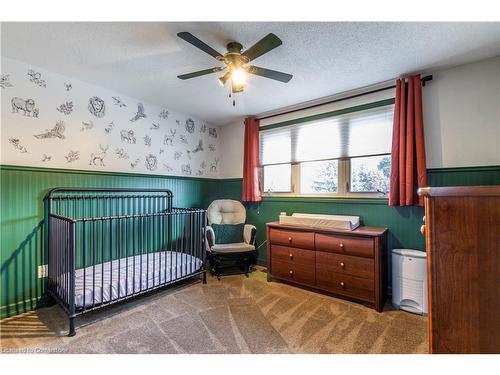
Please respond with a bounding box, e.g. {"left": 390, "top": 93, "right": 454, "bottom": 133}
{"left": 45, "top": 188, "right": 207, "bottom": 336}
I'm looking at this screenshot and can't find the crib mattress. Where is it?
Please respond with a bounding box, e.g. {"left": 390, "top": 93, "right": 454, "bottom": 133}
{"left": 73, "top": 251, "right": 202, "bottom": 308}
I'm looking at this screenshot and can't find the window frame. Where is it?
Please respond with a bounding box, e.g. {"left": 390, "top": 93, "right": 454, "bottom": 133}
{"left": 259, "top": 98, "right": 394, "bottom": 199}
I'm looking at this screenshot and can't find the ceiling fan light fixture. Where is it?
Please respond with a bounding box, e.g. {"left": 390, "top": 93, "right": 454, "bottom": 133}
{"left": 231, "top": 80, "right": 245, "bottom": 94}
{"left": 231, "top": 68, "right": 247, "bottom": 86}
{"left": 217, "top": 71, "right": 231, "bottom": 86}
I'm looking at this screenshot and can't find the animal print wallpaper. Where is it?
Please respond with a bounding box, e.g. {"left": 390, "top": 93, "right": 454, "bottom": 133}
{"left": 0, "top": 57, "right": 221, "bottom": 177}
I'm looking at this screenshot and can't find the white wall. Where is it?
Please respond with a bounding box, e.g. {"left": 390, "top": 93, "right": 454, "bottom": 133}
{"left": 423, "top": 56, "right": 500, "bottom": 168}
{"left": 218, "top": 119, "right": 245, "bottom": 178}
{"left": 1, "top": 57, "right": 221, "bottom": 177}
{"left": 219, "top": 56, "right": 500, "bottom": 178}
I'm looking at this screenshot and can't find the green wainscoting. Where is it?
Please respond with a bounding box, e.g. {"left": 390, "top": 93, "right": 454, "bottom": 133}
{"left": 204, "top": 166, "right": 500, "bottom": 296}
{"left": 426, "top": 165, "right": 500, "bottom": 186}
{"left": 1, "top": 164, "right": 499, "bottom": 318}
{"left": 0, "top": 165, "right": 213, "bottom": 318}
{"left": 210, "top": 165, "right": 500, "bottom": 265}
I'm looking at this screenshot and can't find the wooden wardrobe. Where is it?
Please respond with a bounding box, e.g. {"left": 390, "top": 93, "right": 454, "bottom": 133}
{"left": 419, "top": 186, "right": 500, "bottom": 354}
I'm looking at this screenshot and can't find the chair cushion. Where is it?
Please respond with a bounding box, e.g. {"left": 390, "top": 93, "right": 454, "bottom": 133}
{"left": 207, "top": 199, "right": 246, "bottom": 225}
{"left": 212, "top": 223, "right": 244, "bottom": 244}
{"left": 211, "top": 242, "right": 256, "bottom": 254}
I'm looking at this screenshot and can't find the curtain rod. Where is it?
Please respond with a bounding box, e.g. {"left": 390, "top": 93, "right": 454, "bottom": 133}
{"left": 257, "top": 75, "right": 433, "bottom": 121}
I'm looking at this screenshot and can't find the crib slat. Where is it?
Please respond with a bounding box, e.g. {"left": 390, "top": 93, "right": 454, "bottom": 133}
{"left": 109, "top": 217, "right": 113, "bottom": 307}
{"left": 125, "top": 197, "right": 129, "bottom": 296}
{"left": 101, "top": 215, "right": 104, "bottom": 306}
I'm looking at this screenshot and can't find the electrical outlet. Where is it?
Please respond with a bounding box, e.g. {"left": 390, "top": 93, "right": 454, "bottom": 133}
{"left": 38, "top": 264, "right": 48, "bottom": 278}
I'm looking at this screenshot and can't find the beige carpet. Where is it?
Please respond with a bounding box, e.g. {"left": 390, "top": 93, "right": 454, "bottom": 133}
{"left": 0, "top": 268, "right": 428, "bottom": 354}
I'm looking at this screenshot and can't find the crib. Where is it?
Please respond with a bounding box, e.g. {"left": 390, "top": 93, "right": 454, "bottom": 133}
{"left": 45, "top": 188, "right": 207, "bottom": 336}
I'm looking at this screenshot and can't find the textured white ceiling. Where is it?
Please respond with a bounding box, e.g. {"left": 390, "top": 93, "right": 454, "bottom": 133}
{"left": 2, "top": 22, "right": 499, "bottom": 125}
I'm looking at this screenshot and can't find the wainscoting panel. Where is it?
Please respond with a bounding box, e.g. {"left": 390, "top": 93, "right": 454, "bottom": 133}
{"left": 1, "top": 164, "right": 498, "bottom": 317}
{"left": 0, "top": 165, "right": 210, "bottom": 318}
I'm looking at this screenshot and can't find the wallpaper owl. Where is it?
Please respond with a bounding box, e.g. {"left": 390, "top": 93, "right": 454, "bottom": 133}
{"left": 0, "top": 57, "right": 221, "bottom": 177}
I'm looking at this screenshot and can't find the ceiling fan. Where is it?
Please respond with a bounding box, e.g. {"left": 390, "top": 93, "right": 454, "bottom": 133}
{"left": 176, "top": 32, "right": 293, "bottom": 97}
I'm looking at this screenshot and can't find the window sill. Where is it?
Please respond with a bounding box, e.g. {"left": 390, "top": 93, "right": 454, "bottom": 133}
{"left": 261, "top": 194, "right": 390, "bottom": 205}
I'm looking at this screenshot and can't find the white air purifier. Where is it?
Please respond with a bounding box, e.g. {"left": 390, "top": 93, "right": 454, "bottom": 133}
{"left": 392, "top": 249, "right": 428, "bottom": 315}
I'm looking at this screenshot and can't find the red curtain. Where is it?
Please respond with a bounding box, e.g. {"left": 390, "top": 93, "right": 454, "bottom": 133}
{"left": 389, "top": 75, "right": 427, "bottom": 206}
{"left": 242, "top": 117, "right": 262, "bottom": 202}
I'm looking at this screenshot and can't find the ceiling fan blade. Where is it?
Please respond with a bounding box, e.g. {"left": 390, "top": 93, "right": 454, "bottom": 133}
{"left": 246, "top": 66, "right": 293, "bottom": 83}
{"left": 177, "top": 67, "right": 225, "bottom": 80}
{"left": 177, "top": 32, "right": 224, "bottom": 60}
{"left": 242, "top": 33, "right": 283, "bottom": 62}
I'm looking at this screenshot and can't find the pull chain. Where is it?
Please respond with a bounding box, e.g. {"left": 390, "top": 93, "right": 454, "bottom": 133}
{"left": 227, "top": 82, "right": 237, "bottom": 107}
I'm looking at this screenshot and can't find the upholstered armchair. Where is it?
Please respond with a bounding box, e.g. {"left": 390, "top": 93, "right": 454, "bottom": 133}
{"left": 205, "top": 199, "right": 257, "bottom": 278}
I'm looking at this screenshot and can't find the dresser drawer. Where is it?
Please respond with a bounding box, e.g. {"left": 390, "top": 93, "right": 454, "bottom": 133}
{"left": 316, "top": 251, "right": 374, "bottom": 279}
{"left": 271, "top": 245, "right": 315, "bottom": 266}
{"left": 271, "top": 259, "right": 315, "bottom": 285}
{"left": 269, "top": 228, "right": 314, "bottom": 249}
{"left": 315, "top": 233, "right": 374, "bottom": 258}
{"left": 316, "top": 270, "right": 375, "bottom": 302}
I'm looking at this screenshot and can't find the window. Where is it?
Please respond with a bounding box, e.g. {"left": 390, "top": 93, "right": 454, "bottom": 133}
{"left": 350, "top": 155, "right": 391, "bottom": 193}
{"left": 300, "top": 160, "right": 339, "bottom": 193}
{"left": 263, "top": 164, "right": 291, "bottom": 192}
{"left": 260, "top": 99, "right": 394, "bottom": 196}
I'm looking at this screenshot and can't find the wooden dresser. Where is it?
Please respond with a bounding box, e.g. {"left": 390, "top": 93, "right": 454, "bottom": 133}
{"left": 266, "top": 222, "right": 387, "bottom": 312}
{"left": 419, "top": 186, "right": 500, "bottom": 354}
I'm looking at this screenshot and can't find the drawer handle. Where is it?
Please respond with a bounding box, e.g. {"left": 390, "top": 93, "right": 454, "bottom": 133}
{"left": 340, "top": 262, "right": 345, "bottom": 268}
{"left": 289, "top": 253, "right": 293, "bottom": 260}
{"left": 340, "top": 281, "right": 345, "bottom": 287}
{"left": 339, "top": 243, "right": 345, "bottom": 249}
{"left": 289, "top": 270, "right": 294, "bottom": 276}
{"left": 288, "top": 237, "right": 292, "bottom": 242}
